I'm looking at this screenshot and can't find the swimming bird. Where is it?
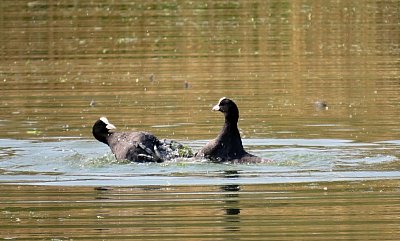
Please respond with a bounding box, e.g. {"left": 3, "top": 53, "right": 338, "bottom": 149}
{"left": 92, "top": 117, "right": 192, "bottom": 162}
{"left": 196, "top": 97, "right": 263, "bottom": 163}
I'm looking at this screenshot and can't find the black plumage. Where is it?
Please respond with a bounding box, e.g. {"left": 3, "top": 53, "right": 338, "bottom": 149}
{"left": 196, "top": 97, "right": 263, "bottom": 163}
{"left": 92, "top": 117, "right": 192, "bottom": 162}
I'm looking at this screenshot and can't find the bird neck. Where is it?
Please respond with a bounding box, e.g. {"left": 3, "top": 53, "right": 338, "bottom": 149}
{"left": 219, "top": 121, "right": 243, "bottom": 146}
{"left": 224, "top": 110, "right": 239, "bottom": 124}
{"left": 92, "top": 128, "right": 110, "bottom": 145}
{"left": 223, "top": 119, "right": 238, "bottom": 130}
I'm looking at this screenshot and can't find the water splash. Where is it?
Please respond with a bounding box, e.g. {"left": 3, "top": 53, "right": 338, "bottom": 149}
{"left": 0, "top": 138, "right": 398, "bottom": 186}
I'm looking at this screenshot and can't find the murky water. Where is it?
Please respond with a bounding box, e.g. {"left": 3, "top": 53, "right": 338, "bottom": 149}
{"left": 1, "top": 0, "right": 400, "bottom": 240}
{"left": 1, "top": 181, "right": 399, "bottom": 240}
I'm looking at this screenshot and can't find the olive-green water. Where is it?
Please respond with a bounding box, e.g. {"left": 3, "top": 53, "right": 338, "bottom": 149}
{"left": 1, "top": 0, "right": 400, "bottom": 240}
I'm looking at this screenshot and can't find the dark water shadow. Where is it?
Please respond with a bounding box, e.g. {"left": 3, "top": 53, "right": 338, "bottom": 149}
{"left": 221, "top": 170, "right": 241, "bottom": 233}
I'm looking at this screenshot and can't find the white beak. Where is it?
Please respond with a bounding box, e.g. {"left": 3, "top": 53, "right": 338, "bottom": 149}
{"left": 212, "top": 104, "right": 220, "bottom": 111}
{"left": 100, "top": 117, "right": 117, "bottom": 130}
{"left": 106, "top": 123, "right": 116, "bottom": 130}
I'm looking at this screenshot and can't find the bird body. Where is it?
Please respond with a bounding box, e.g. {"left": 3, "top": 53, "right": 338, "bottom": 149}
{"left": 92, "top": 117, "right": 192, "bottom": 162}
{"left": 196, "top": 97, "right": 263, "bottom": 163}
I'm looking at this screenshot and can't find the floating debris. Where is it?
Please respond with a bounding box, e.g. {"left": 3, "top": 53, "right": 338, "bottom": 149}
{"left": 314, "top": 101, "right": 328, "bottom": 110}
{"left": 26, "top": 130, "right": 42, "bottom": 135}
{"left": 89, "top": 100, "right": 96, "bottom": 107}
{"left": 149, "top": 73, "right": 155, "bottom": 82}
{"left": 184, "top": 81, "right": 191, "bottom": 89}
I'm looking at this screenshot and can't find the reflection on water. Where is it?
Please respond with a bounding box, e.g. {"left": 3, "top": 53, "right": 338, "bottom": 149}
{"left": 0, "top": 1, "right": 400, "bottom": 240}
{"left": 0, "top": 0, "right": 399, "bottom": 142}
{"left": 1, "top": 181, "right": 399, "bottom": 240}
{"left": 221, "top": 171, "right": 241, "bottom": 233}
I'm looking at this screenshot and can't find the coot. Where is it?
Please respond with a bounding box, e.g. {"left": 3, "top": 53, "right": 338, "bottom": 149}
{"left": 92, "top": 117, "right": 192, "bottom": 162}
{"left": 196, "top": 97, "right": 263, "bottom": 163}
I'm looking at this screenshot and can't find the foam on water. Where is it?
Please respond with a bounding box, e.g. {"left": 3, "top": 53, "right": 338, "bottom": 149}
{"left": 0, "top": 138, "right": 398, "bottom": 186}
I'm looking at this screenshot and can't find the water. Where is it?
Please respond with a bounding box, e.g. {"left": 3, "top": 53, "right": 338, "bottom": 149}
{"left": 1, "top": 181, "right": 399, "bottom": 240}
{"left": 0, "top": 138, "right": 399, "bottom": 186}
{"left": 1, "top": 0, "right": 400, "bottom": 240}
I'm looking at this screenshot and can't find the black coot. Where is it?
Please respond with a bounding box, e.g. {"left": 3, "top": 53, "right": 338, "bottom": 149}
{"left": 92, "top": 117, "right": 192, "bottom": 162}
{"left": 196, "top": 97, "right": 263, "bottom": 163}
